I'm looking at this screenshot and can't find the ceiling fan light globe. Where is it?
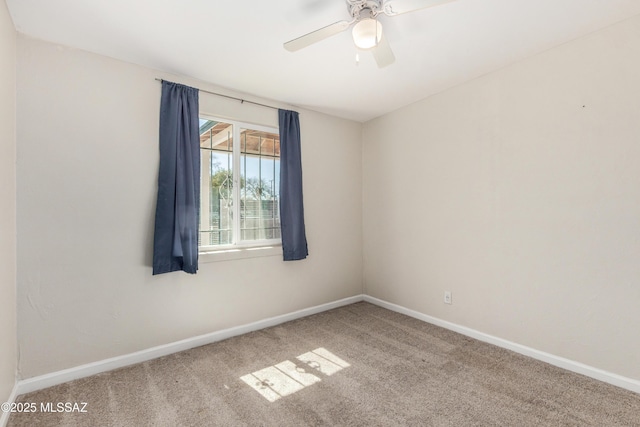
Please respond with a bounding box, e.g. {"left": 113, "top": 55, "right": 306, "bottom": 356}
{"left": 352, "top": 18, "right": 382, "bottom": 49}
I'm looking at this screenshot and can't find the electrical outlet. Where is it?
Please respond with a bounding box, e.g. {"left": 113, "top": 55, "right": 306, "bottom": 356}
{"left": 444, "top": 291, "right": 452, "bottom": 305}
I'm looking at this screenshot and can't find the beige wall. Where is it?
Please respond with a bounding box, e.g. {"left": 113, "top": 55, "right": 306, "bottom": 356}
{"left": 16, "top": 36, "right": 363, "bottom": 379}
{"left": 0, "top": 0, "right": 17, "bottom": 405}
{"left": 363, "top": 15, "right": 640, "bottom": 381}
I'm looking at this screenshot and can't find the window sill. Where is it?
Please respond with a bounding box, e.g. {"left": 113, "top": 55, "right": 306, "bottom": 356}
{"left": 199, "top": 245, "right": 282, "bottom": 263}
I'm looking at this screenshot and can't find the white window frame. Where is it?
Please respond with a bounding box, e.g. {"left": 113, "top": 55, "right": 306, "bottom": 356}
{"left": 199, "top": 115, "right": 282, "bottom": 262}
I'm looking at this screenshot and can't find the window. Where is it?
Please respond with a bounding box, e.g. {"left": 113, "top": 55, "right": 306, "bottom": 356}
{"left": 199, "top": 117, "right": 281, "bottom": 251}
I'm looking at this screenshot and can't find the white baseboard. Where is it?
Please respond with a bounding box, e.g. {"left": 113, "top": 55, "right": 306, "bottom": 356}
{"left": 16, "top": 295, "right": 365, "bottom": 396}
{"left": 1, "top": 381, "right": 19, "bottom": 427}
{"left": 363, "top": 295, "right": 640, "bottom": 395}
{"left": 15, "top": 294, "right": 640, "bottom": 398}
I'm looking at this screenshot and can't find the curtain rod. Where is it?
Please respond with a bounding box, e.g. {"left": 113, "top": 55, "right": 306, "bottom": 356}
{"left": 155, "top": 78, "right": 281, "bottom": 112}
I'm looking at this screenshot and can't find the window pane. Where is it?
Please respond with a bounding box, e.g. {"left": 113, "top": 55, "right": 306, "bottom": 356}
{"left": 199, "top": 119, "right": 233, "bottom": 246}
{"left": 240, "top": 128, "right": 281, "bottom": 242}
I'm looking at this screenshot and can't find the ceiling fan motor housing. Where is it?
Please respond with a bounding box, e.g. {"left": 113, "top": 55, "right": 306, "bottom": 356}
{"left": 348, "top": 0, "right": 383, "bottom": 20}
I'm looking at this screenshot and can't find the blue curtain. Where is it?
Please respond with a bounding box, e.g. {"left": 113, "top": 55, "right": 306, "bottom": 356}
{"left": 153, "top": 81, "right": 200, "bottom": 275}
{"left": 279, "top": 109, "right": 309, "bottom": 261}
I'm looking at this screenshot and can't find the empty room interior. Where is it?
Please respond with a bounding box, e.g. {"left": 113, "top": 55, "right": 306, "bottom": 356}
{"left": 1, "top": 0, "right": 640, "bottom": 425}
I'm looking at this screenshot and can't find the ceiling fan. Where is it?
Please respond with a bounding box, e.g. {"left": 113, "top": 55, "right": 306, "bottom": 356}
{"left": 284, "top": 0, "right": 456, "bottom": 68}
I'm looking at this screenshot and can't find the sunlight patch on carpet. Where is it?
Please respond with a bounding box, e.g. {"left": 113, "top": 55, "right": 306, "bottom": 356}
{"left": 240, "top": 347, "right": 350, "bottom": 402}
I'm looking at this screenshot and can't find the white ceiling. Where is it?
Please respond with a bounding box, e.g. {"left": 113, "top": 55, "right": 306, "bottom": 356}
{"left": 7, "top": 0, "right": 640, "bottom": 122}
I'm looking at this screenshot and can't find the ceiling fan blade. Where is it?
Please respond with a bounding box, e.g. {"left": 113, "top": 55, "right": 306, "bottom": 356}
{"left": 383, "top": 0, "right": 456, "bottom": 16}
{"left": 371, "top": 33, "right": 395, "bottom": 68}
{"left": 284, "top": 20, "right": 351, "bottom": 52}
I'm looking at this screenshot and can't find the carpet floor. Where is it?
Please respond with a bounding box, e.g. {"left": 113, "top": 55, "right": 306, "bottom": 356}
{"left": 7, "top": 302, "right": 640, "bottom": 426}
